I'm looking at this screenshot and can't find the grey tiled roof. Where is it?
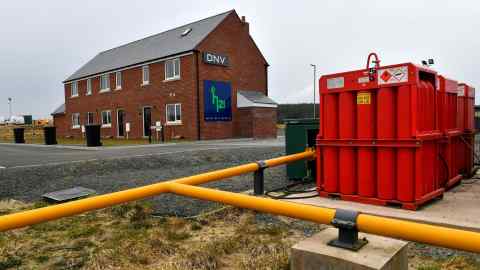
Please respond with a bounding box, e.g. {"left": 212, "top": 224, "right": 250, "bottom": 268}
{"left": 64, "top": 10, "right": 233, "bottom": 82}
{"left": 51, "top": 103, "right": 65, "bottom": 115}
{"left": 238, "top": 90, "right": 277, "bottom": 105}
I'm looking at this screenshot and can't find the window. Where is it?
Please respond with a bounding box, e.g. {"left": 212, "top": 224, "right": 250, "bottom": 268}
{"left": 86, "top": 112, "right": 95, "bottom": 125}
{"left": 100, "top": 74, "right": 110, "bottom": 92}
{"left": 72, "top": 113, "right": 80, "bottom": 128}
{"left": 142, "top": 65, "right": 149, "bottom": 85}
{"left": 71, "top": 82, "right": 78, "bottom": 97}
{"left": 101, "top": 110, "right": 112, "bottom": 127}
{"left": 86, "top": 79, "right": 92, "bottom": 95}
{"left": 165, "top": 58, "right": 180, "bottom": 80}
{"left": 115, "top": 71, "right": 122, "bottom": 90}
{"left": 166, "top": 103, "right": 181, "bottom": 124}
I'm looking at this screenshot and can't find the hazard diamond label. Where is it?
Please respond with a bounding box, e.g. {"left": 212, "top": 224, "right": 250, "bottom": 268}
{"left": 380, "top": 70, "right": 392, "bottom": 82}
{"left": 378, "top": 66, "right": 408, "bottom": 85}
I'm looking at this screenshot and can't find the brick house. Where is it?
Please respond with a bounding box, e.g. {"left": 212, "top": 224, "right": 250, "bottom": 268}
{"left": 52, "top": 10, "right": 277, "bottom": 140}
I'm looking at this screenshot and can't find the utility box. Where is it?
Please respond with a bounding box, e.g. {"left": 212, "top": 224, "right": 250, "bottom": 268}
{"left": 317, "top": 56, "right": 444, "bottom": 210}
{"left": 285, "top": 118, "right": 319, "bottom": 180}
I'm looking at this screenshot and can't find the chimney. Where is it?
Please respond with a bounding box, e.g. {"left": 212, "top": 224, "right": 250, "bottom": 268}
{"left": 241, "top": 15, "right": 249, "bottom": 34}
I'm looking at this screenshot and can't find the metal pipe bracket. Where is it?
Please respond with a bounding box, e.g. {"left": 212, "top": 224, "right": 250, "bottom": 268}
{"left": 328, "top": 209, "right": 368, "bottom": 251}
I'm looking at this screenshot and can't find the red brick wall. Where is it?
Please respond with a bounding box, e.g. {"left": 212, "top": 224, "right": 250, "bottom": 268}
{"left": 237, "top": 107, "right": 277, "bottom": 138}
{"left": 195, "top": 11, "right": 269, "bottom": 140}
{"left": 252, "top": 107, "right": 277, "bottom": 138}
{"left": 60, "top": 54, "right": 198, "bottom": 140}
{"left": 53, "top": 114, "right": 68, "bottom": 137}
{"left": 57, "top": 11, "right": 273, "bottom": 140}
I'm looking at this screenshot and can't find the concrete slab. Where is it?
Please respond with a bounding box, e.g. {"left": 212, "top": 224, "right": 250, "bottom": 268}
{"left": 286, "top": 178, "right": 480, "bottom": 231}
{"left": 291, "top": 228, "right": 408, "bottom": 270}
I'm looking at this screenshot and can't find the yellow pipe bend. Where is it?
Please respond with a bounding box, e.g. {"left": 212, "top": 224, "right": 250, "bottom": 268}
{"left": 0, "top": 150, "right": 314, "bottom": 232}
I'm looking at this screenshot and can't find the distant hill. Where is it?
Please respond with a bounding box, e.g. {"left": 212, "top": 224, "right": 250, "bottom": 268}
{"left": 277, "top": 103, "right": 319, "bottom": 123}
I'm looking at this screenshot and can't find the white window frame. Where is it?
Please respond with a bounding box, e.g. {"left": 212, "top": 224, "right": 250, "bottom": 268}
{"left": 100, "top": 74, "right": 110, "bottom": 92}
{"left": 71, "top": 82, "right": 79, "bottom": 97}
{"left": 86, "top": 112, "right": 95, "bottom": 125}
{"left": 115, "top": 71, "right": 122, "bottom": 90}
{"left": 101, "top": 110, "right": 112, "bottom": 128}
{"left": 166, "top": 103, "right": 182, "bottom": 125}
{"left": 86, "top": 79, "right": 92, "bottom": 95}
{"left": 164, "top": 58, "right": 180, "bottom": 81}
{"left": 142, "top": 65, "right": 149, "bottom": 86}
{"left": 72, "top": 113, "right": 80, "bottom": 129}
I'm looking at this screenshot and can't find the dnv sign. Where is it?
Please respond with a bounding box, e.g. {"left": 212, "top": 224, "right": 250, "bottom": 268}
{"left": 203, "top": 52, "right": 229, "bottom": 67}
{"left": 204, "top": 80, "right": 232, "bottom": 121}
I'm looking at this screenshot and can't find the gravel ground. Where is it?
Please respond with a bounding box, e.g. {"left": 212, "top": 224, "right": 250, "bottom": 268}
{"left": 0, "top": 146, "right": 288, "bottom": 216}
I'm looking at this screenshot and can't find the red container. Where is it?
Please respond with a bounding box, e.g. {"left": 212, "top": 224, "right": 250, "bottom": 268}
{"left": 317, "top": 56, "right": 444, "bottom": 210}
{"left": 458, "top": 83, "right": 476, "bottom": 132}
{"left": 458, "top": 83, "right": 476, "bottom": 175}
{"left": 437, "top": 75, "right": 462, "bottom": 188}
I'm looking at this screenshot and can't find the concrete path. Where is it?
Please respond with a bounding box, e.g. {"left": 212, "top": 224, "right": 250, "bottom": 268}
{"left": 285, "top": 176, "right": 480, "bottom": 231}
{"left": 0, "top": 138, "right": 284, "bottom": 169}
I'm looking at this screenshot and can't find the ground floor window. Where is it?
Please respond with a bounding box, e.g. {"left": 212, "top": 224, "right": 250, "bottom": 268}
{"left": 166, "top": 103, "right": 181, "bottom": 124}
{"left": 72, "top": 113, "right": 80, "bottom": 129}
{"left": 101, "top": 110, "right": 112, "bottom": 127}
{"left": 86, "top": 112, "right": 95, "bottom": 125}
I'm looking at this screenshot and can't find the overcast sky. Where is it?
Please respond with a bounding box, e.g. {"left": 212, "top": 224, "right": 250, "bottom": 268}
{"left": 0, "top": 0, "right": 479, "bottom": 118}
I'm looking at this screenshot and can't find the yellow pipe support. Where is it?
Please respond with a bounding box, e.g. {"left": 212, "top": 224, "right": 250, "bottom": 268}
{"left": 167, "top": 183, "right": 480, "bottom": 253}
{"left": 0, "top": 150, "right": 315, "bottom": 232}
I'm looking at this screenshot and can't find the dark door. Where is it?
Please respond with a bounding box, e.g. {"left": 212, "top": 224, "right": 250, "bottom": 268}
{"left": 143, "top": 107, "right": 152, "bottom": 137}
{"left": 117, "top": 109, "right": 125, "bottom": 137}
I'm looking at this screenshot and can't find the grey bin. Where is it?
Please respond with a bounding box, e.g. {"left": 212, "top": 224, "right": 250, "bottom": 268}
{"left": 13, "top": 128, "right": 25, "bottom": 144}
{"left": 44, "top": 126, "right": 57, "bottom": 145}
{"left": 85, "top": 125, "right": 102, "bottom": 147}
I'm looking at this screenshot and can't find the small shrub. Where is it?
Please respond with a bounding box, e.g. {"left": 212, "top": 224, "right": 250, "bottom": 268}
{"left": 166, "top": 230, "right": 191, "bottom": 241}
{"left": 0, "top": 255, "right": 22, "bottom": 270}
{"left": 190, "top": 222, "right": 202, "bottom": 231}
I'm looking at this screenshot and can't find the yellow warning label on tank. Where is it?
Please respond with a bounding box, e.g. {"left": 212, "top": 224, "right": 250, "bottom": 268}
{"left": 357, "top": 92, "right": 371, "bottom": 104}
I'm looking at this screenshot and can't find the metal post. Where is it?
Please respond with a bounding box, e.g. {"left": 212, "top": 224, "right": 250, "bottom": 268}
{"left": 254, "top": 161, "right": 268, "bottom": 195}
{"left": 8, "top": 97, "right": 12, "bottom": 120}
{"left": 310, "top": 64, "right": 317, "bottom": 118}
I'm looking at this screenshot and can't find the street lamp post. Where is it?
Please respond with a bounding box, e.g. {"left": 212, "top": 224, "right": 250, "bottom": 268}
{"left": 7, "top": 97, "right": 12, "bottom": 120}
{"left": 310, "top": 64, "right": 317, "bottom": 118}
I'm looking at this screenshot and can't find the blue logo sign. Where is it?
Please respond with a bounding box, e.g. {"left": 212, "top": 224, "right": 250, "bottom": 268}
{"left": 204, "top": 80, "right": 232, "bottom": 121}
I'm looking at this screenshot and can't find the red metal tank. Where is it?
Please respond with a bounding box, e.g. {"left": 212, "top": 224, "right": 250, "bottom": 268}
{"left": 458, "top": 83, "right": 476, "bottom": 176}
{"left": 437, "top": 76, "right": 462, "bottom": 189}
{"left": 316, "top": 54, "right": 444, "bottom": 210}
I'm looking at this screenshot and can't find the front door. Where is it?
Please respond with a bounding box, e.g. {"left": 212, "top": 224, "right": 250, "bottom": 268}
{"left": 117, "top": 109, "right": 125, "bottom": 137}
{"left": 143, "top": 107, "right": 152, "bottom": 137}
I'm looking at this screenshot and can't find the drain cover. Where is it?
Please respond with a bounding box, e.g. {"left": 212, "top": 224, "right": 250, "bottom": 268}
{"left": 42, "top": 187, "right": 96, "bottom": 203}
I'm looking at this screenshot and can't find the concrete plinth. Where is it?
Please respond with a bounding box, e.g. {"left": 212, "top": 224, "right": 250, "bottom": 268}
{"left": 291, "top": 228, "right": 408, "bottom": 270}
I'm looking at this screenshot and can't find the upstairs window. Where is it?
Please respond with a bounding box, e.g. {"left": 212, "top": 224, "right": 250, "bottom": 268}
{"left": 71, "top": 82, "right": 78, "bottom": 97}
{"left": 100, "top": 74, "right": 110, "bottom": 92}
{"left": 72, "top": 113, "right": 80, "bottom": 128}
{"left": 142, "top": 65, "right": 149, "bottom": 85}
{"left": 86, "top": 79, "right": 92, "bottom": 95}
{"left": 166, "top": 103, "right": 182, "bottom": 124}
{"left": 115, "top": 71, "right": 122, "bottom": 90}
{"left": 165, "top": 58, "right": 180, "bottom": 80}
{"left": 101, "top": 110, "right": 112, "bottom": 127}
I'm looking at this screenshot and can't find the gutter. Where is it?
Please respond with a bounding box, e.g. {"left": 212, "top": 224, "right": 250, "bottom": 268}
{"left": 195, "top": 50, "right": 201, "bottom": 140}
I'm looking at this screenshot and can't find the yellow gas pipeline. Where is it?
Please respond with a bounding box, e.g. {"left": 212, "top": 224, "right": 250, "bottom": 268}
{"left": 1, "top": 149, "right": 480, "bottom": 254}
{"left": 167, "top": 183, "right": 480, "bottom": 253}
{"left": 0, "top": 150, "right": 314, "bottom": 232}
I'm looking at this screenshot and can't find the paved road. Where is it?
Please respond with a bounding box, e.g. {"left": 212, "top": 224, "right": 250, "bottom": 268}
{"left": 0, "top": 138, "right": 284, "bottom": 168}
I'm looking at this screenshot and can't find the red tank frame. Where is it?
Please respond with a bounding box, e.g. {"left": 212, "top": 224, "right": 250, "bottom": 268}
{"left": 316, "top": 58, "right": 445, "bottom": 210}
{"left": 437, "top": 76, "right": 463, "bottom": 189}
